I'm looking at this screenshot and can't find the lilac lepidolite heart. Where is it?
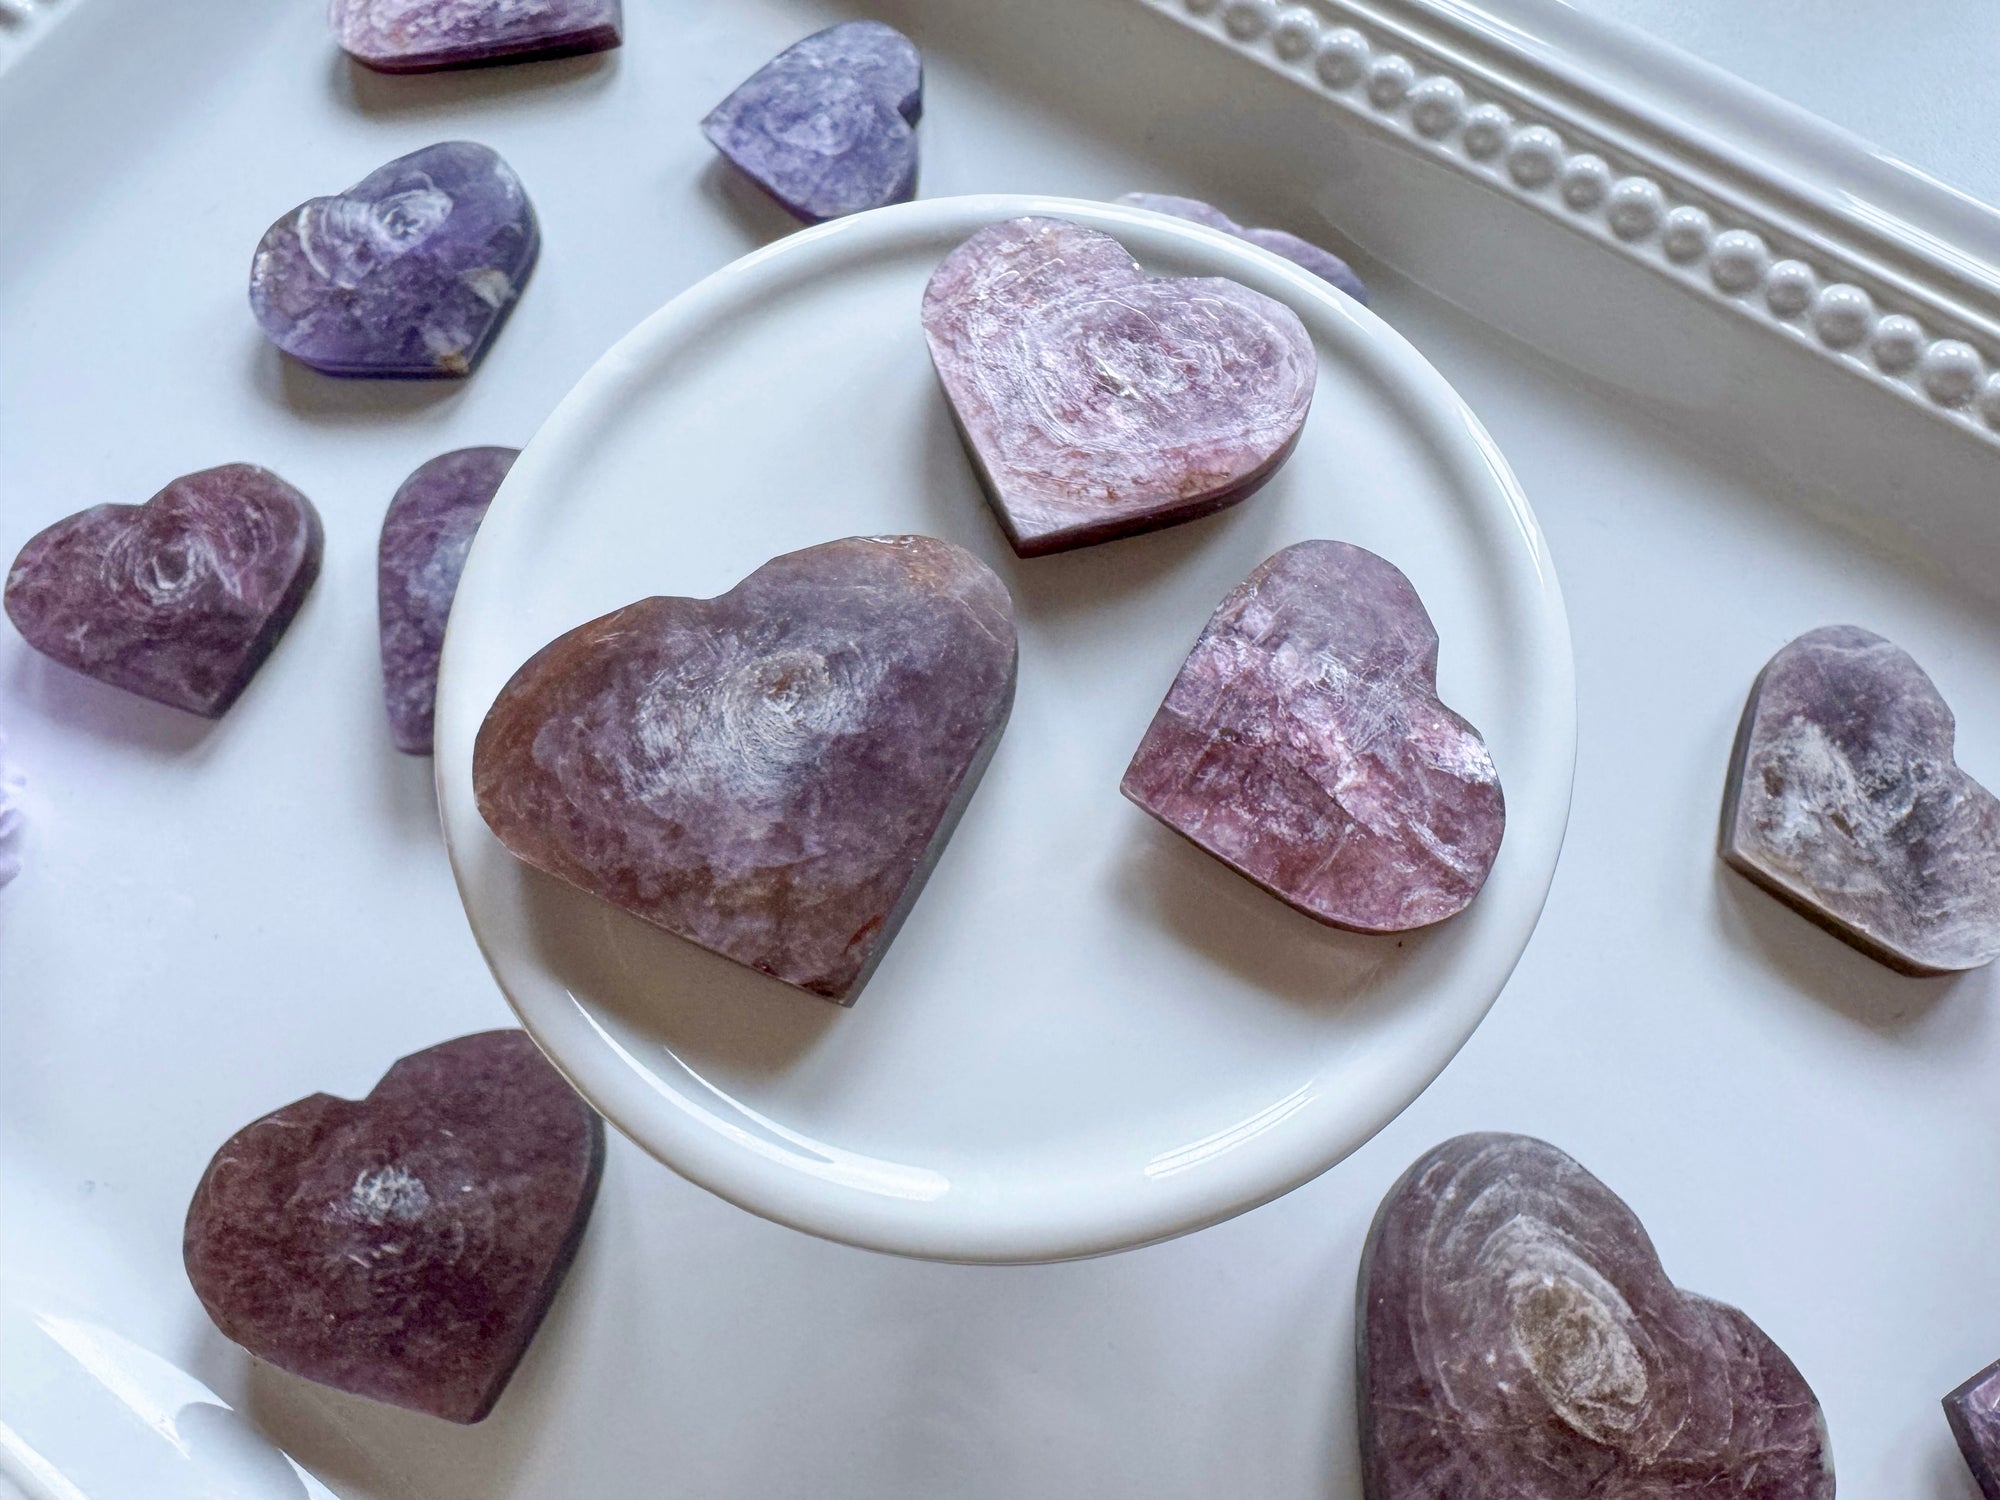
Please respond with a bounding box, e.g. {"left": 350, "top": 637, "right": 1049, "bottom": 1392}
{"left": 1122, "top": 541, "right": 1502, "bottom": 932}
{"left": 1720, "top": 624, "right": 2000, "bottom": 974}
{"left": 249, "top": 141, "right": 538, "bottom": 377}
{"left": 1361, "top": 1133, "right": 1834, "bottom": 1499}
{"left": 474, "top": 535, "right": 1017, "bottom": 1002}
{"left": 5, "top": 465, "right": 322, "bottom": 718}
{"left": 1118, "top": 193, "right": 1369, "bottom": 303}
{"left": 922, "top": 218, "right": 1317, "bottom": 556}
{"left": 331, "top": 0, "right": 622, "bottom": 73}
{"left": 702, "top": 21, "right": 922, "bottom": 223}
{"left": 1946, "top": 1360, "right": 2000, "bottom": 1499}
{"left": 184, "top": 1030, "right": 604, "bottom": 1425}
{"left": 379, "top": 446, "right": 517, "bottom": 754}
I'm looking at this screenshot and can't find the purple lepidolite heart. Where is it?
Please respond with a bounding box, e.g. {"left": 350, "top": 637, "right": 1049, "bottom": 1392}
{"left": 702, "top": 21, "right": 922, "bottom": 223}
{"left": 249, "top": 141, "right": 538, "bottom": 378}
{"left": 473, "top": 535, "right": 1017, "bottom": 1002}
{"left": 1720, "top": 624, "right": 2000, "bottom": 975}
{"left": 5, "top": 465, "right": 323, "bottom": 719}
{"left": 1118, "top": 193, "right": 1369, "bottom": 303}
{"left": 1946, "top": 1360, "right": 2000, "bottom": 1498}
{"left": 331, "top": 0, "right": 622, "bottom": 73}
{"left": 1361, "top": 1133, "right": 1834, "bottom": 1499}
{"left": 922, "top": 217, "right": 1317, "bottom": 556}
{"left": 184, "top": 1030, "right": 604, "bottom": 1425}
{"left": 1121, "top": 541, "right": 1502, "bottom": 932}
{"left": 379, "top": 446, "right": 517, "bottom": 754}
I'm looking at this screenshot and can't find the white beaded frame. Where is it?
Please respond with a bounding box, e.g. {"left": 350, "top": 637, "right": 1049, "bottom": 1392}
{"left": 0, "top": 0, "right": 62, "bottom": 69}
{"left": 1154, "top": 0, "right": 2000, "bottom": 440}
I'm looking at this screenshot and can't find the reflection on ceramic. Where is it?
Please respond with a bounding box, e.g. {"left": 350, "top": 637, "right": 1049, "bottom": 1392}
{"left": 434, "top": 194, "right": 1574, "bottom": 1263}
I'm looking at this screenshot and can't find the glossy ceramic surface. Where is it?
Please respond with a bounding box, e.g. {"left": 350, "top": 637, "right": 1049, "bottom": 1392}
{"left": 432, "top": 193, "right": 1575, "bottom": 1263}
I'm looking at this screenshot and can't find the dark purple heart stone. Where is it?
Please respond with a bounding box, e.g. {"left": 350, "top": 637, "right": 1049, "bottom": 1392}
{"left": 922, "top": 217, "right": 1317, "bottom": 557}
{"left": 1720, "top": 624, "right": 2000, "bottom": 975}
{"left": 1118, "top": 192, "right": 1369, "bottom": 303}
{"left": 379, "top": 446, "right": 517, "bottom": 755}
{"left": 1946, "top": 1360, "right": 2000, "bottom": 1498}
{"left": 473, "top": 535, "right": 1017, "bottom": 1002}
{"left": 184, "top": 1030, "right": 603, "bottom": 1425}
{"left": 1361, "top": 1133, "right": 1834, "bottom": 1499}
{"left": 331, "top": 0, "right": 621, "bottom": 73}
{"left": 5, "top": 465, "right": 322, "bottom": 719}
{"left": 1121, "top": 541, "right": 1502, "bottom": 932}
{"left": 249, "top": 141, "right": 538, "bottom": 378}
{"left": 701, "top": 20, "right": 921, "bottom": 224}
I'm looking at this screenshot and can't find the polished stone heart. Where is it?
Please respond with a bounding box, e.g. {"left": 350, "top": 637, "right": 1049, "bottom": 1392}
{"left": 922, "top": 217, "right": 1316, "bottom": 556}
{"left": 1721, "top": 624, "right": 2000, "bottom": 974}
{"left": 250, "top": 141, "right": 538, "bottom": 378}
{"left": 702, "top": 21, "right": 921, "bottom": 223}
{"left": 379, "top": 446, "right": 516, "bottom": 754}
{"left": 1361, "top": 1133, "right": 1833, "bottom": 1499}
{"left": 1122, "top": 541, "right": 1502, "bottom": 932}
{"left": 184, "top": 1030, "right": 603, "bottom": 1425}
{"left": 5, "top": 465, "right": 322, "bottom": 719}
{"left": 1947, "top": 1360, "right": 2000, "bottom": 1498}
{"left": 1118, "top": 193, "right": 1368, "bottom": 303}
{"left": 474, "top": 535, "right": 1016, "bottom": 1002}
{"left": 331, "top": 0, "right": 622, "bottom": 73}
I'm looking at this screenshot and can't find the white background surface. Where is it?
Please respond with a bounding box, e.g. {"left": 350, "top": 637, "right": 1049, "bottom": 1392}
{"left": 1, "top": 0, "right": 1996, "bottom": 1495}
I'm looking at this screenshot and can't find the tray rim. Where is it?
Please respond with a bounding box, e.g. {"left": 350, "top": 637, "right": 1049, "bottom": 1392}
{"left": 1145, "top": 0, "right": 2000, "bottom": 446}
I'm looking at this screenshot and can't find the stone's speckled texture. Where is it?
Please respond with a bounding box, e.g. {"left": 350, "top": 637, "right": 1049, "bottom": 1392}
{"left": 5, "top": 466, "right": 323, "bottom": 719}
{"left": 249, "top": 142, "right": 538, "bottom": 378}
{"left": 379, "top": 446, "right": 517, "bottom": 754}
{"left": 331, "top": 0, "right": 621, "bottom": 73}
{"left": 702, "top": 21, "right": 922, "bottom": 223}
{"left": 922, "top": 217, "right": 1317, "bottom": 557}
{"left": 184, "top": 1031, "right": 602, "bottom": 1425}
{"left": 1720, "top": 624, "right": 2000, "bottom": 975}
{"left": 1362, "top": 1133, "right": 1834, "bottom": 1500}
{"left": 473, "top": 536, "right": 1017, "bottom": 1002}
{"left": 0, "top": 736, "right": 21, "bottom": 889}
{"left": 1945, "top": 1360, "right": 2000, "bottom": 1498}
{"left": 1118, "top": 192, "right": 1370, "bottom": 303}
{"left": 1122, "top": 542, "right": 1502, "bottom": 932}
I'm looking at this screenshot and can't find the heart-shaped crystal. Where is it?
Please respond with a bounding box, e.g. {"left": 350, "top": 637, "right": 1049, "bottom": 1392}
{"left": 702, "top": 21, "right": 921, "bottom": 223}
{"left": 183, "top": 1030, "right": 604, "bottom": 1424}
{"left": 473, "top": 535, "right": 1017, "bottom": 1002}
{"left": 922, "top": 217, "right": 1316, "bottom": 556}
{"left": 1118, "top": 193, "right": 1368, "bottom": 303}
{"left": 379, "top": 446, "right": 516, "bottom": 754}
{"left": 1362, "top": 1133, "right": 1833, "bottom": 1498}
{"left": 331, "top": 0, "right": 622, "bottom": 73}
{"left": 249, "top": 141, "right": 538, "bottom": 377}
{"left": 1122, "top": 541, "right": 1502, "bottom": 932}
{"left": 1947, "top": 1360, "right": 2000, "bottom": 1498}
{"left": 1721, "top": 624, "right": 2000, "bottom": 974}
{"left": 5, "top": 464, "right": 322, "bottom": 718}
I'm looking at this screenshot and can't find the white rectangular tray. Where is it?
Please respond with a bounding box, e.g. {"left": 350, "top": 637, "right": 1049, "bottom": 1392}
{"left": 5, "top": 1, "right": 1998, "bottom": 1496}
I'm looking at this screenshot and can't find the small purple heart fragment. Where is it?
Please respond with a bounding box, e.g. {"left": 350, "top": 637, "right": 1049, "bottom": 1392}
{"left": 5, "top": 465, "right": 323, "bottom": 719}
{"left": 1720, "top": 625, "right": 2000, "bottom": 975}
{"left": 1947, "top": 1360, "right": 2000, "bottom": 1499}
{"left": 1118, "top": 192, "right": 1369, "bottom": 304}
{"left": 249, "top": 141, "right": 538, "bottom": 378}
{"left": 1122, "top": 541, "right": 1503, "bottom": 932}
{"left": 184, "top": 1030, "right": 604, "bottom": 1425}
{"left": 331, "top": 0, "right": 622, "bottom": 73}
{"left": 702, "top": 21, "right": 922, "bottom": 223}
{"left": 379, "top": 447, "right": 517, "bottom": 755}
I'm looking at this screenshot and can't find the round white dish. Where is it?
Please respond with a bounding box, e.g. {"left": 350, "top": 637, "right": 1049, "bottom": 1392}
{"left": 434, "top": 193, "right": 1574, "bottom": 1263}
